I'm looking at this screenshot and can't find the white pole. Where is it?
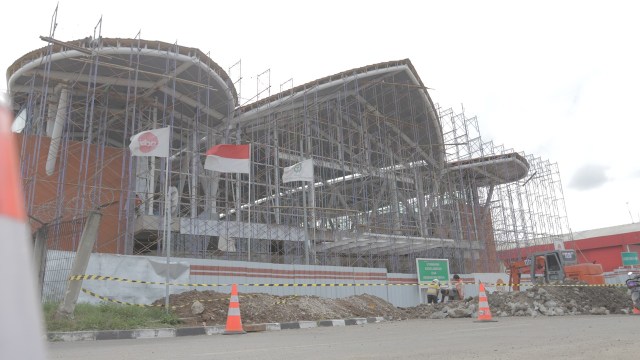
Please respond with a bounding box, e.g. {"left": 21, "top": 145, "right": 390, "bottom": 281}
{"left": 309, "top": 178, "right": 316, "bottom": 264}
{"left": 302, "top": 183, "right": 310, "bottom": 265}
{"left": 148, "top": 102, "right": 157, "bottom": 215}
{"left": 247, "top": 156, "right": 252, "bottom": 262}
{"left": 164, "top": 157, "right": 171, "bottom": 312}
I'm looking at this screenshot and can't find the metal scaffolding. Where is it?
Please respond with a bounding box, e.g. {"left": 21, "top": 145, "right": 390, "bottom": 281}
{"left": 8, "top": 31, "right": 571, "bottom": 276}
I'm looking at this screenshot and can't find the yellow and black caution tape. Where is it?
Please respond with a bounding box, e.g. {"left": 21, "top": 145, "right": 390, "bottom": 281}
{"left": 80, "top": 288, "right": 258, "bottom": 308}
{"left": 70, "top": 275, "right": 225, "bottom": 287}
{"left": 70, "top": 275, "right": 626, "bottom": 288}
{"left": 81, "top": 288, "right": 164, "bottom": 308}
{"left": 70, "top": 275, "right": 407, "bottom": 287}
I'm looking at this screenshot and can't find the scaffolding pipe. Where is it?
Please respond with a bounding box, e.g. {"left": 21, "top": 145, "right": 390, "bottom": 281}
{"left": 45, "top": 87, "right": 68, "bottom": 176}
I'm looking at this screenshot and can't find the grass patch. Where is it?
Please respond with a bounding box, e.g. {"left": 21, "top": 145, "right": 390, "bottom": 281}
{"left": 43, "top": 303, "right": 181, "bottom": 332}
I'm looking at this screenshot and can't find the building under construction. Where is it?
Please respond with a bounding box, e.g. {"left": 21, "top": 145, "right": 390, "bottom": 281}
{"left": 7, "top": 34, "right": 571, "bottom": 275}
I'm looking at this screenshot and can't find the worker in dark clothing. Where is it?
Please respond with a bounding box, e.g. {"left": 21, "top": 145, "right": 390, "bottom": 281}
{"left": 453, "top": 274, "right": 464, "bottom": 300}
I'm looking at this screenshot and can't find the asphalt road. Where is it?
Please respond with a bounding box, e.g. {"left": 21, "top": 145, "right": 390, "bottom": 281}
{"left": 49, "top": 315, "right": 638, "bottom": 360}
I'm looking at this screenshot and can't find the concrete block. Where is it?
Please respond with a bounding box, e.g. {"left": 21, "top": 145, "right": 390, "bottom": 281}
{"left": 176, "top": 327, "right": 206, "bottom": 337}
{"left": 133, "top": 328, "right": 175, "bottom": 339}
{"left": 265, "top": 323, "right": 281, "bottom": 331}
{"left": 117, "top": 330, "right": 134, "bottom": 339}
{"left": 298, "top": 321, "right": 317, "bottom": 329}
{"left": 204, "top": 325, "right": 225, "bottom": 335}
{"left": 245, "top": 324, "right": 267, "bottom": 332}
{"left": 318, "top": 319, "right": 345, "bottom": 327}
{"left": 345, "top": 318, "right": 367, "bottom": 326}
{"left": 366, "top": 317, "right": 384, "bottom": 323}
{"left": 280, "top": 322, "right": 301, "bottom": 330}
{"left": 48, "top": 331, "right": 96, "bottom": 342}
{"left": 95, "top": 331, "right": 119, "bottom": 341}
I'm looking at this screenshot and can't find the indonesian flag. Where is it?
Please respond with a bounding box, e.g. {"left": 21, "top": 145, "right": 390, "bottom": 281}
{"left": 0, "top": 93, "right": 48, "bottom": 359}
{"left": 129, "top": 126, "right": 170, "bottom": 157}
{"left": 204, "top": 144, "right": 251, "bottom": 174}
{"left": 282, "top": 159, "right": 314, "bottom": 183}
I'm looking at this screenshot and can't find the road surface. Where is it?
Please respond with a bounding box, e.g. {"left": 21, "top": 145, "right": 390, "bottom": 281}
{"left": 49, "top": 315, "right": 638, "bottom": 359}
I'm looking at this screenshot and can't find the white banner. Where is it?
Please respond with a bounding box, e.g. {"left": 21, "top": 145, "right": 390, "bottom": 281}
{"left": 129, "top": 126, "right": 170, "bottom": 157}
{"left": 283, "top": 159, "right": 314, "bottom": 183}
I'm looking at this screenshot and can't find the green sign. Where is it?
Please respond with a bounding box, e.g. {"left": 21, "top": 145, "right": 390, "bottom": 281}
{"left": 416, "top": 258, "right": 450, "bottom": 284}
{"left": 621, "top": 252, "right": 639, "bottom": 266}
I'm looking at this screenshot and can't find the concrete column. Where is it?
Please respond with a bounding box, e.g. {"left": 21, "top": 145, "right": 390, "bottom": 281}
{"left": 56, "top": 211, "right": 102, "bottom": 318}
{"left": 45, "top": 87, "right": 69, "bottom": 176}
{"left": 414, "top": 171, "right": 427, "bottom": 237}
{"left": 32, "top": 225, "right": 48, "bottom": 298}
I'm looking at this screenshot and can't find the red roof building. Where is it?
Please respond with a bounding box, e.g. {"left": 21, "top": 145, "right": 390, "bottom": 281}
{"left": 498, "top": 223, "right": 640, "bottom": 272}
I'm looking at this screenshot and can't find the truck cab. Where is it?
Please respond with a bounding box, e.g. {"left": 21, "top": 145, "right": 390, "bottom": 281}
{"left": 529, "top": 250, "right": 577, "bottom": 283}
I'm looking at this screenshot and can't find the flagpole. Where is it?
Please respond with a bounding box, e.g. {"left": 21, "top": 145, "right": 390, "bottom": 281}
{"left": 310, "top": 178, "right": 317, "bottom": 264}
{"left": 302, "top": 182, "right": 310, "bottom": 265}
{"left": 164, "top": 157, "right": 171, "bottom": 313}
{"left": 247, "top": 145, "right": 252, "bottom": 262}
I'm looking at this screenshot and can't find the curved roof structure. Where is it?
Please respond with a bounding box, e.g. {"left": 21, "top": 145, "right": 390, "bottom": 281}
{"left": 7, "top": 35, "right": 569, "bottom": 276}
{"left": 232, "top": 59, "right": 445, "bottom": 170}
{"left": 445, "top": 152, "right": 530, "bottom": 187}
{"left": 8, "top": 37, "right": 236, "bottom": 140}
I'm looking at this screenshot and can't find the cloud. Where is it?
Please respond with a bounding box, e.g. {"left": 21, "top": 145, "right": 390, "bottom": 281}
{"left": 569, "top": 164, "right": 609, "bottom": 190}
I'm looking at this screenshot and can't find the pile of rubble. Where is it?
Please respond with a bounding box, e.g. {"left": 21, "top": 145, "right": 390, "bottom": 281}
{"left": 156, "top": 290, "right": 406, "bottom": 326}
{"left": 155, "top": 284, "right": 634, "bottom": 327}
{"left": 487, "top": 284, "right": 632, "bottom": 317}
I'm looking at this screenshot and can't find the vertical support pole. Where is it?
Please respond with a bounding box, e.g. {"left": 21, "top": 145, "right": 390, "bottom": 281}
{"left": 148, "top": 100, "right": 157, "bottom": 216}
{"left": 303, "top": 184, "right": 310, "bottom": 265}
{"left": 45, "top": 87, "right": 68, "bottom": 176}
{"left": 32, "top": 225, "right": 48, "bottom": 299}
{"left": 248, "top": 159, "right": 252, "bottom": 262}
{"left": 56, "top": 211, "right": 102, "bottom": 318}
{"left": 164, "top": 158, "right": 171, "bottom": 312}
{"left": 273, "top": 126, "right": 281, "bottom": 224}
{"left": 190, "top": 134, "right": 198, "bottom": 220}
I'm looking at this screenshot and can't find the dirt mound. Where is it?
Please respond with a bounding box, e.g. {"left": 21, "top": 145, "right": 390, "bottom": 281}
{"left": 488, "top": 285, "right": 632, "bottom": 316}
{"left": 153, "top": 284, "right": 635, "bottom": 327}
{"left": 153, "top": 290, "right": 405, "bottom": 327}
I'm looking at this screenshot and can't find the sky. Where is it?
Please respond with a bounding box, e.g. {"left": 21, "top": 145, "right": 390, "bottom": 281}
{"left": 1, "top": 0, "right": 639, "bottom": 232}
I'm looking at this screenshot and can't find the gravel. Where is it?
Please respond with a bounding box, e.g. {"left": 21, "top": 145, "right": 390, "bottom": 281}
{"left": 153, "top": 284, "right": 635, "bottom": 327}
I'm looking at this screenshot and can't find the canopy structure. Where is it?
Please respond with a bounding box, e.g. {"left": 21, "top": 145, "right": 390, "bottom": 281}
{"left": 8, "top": 35, "right": 570, "bottom": 275}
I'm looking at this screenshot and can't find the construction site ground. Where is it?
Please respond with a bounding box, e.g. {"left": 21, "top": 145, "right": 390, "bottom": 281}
{"left": 49, "top": 316, "right": 639, "bottom": 360}
{"left": 154, "top": 284, "right": 635, "bottom": 327}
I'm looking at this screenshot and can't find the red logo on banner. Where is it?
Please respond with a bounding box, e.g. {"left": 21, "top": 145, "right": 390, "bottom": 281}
{"left": 138, "top": 131, "right": 159, "bottom": 153}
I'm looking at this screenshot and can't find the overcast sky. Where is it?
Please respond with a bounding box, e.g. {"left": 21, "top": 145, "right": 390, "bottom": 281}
{"left": 2, "top": 0, "right": 639, "bottom": 232}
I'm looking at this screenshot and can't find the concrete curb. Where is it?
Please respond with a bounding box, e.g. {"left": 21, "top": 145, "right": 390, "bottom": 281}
{"left": 47, "top": 317, "right": 385, "bottom": 342}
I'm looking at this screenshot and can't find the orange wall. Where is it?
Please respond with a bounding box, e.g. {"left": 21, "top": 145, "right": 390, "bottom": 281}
{"left": 19, "top": 134, "right": 130, "bottom": 254}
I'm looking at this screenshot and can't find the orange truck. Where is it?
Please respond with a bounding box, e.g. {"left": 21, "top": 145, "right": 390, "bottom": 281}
{"left": 507, "top": 250, "right": 605, "bottom": 291}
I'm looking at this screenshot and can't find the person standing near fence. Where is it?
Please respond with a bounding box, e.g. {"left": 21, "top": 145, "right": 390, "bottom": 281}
{"left": 426, "top": 279, "right": 440, "bottom": 304}
{"left": 453, "top": 274, "right": 464, "bottom": 300}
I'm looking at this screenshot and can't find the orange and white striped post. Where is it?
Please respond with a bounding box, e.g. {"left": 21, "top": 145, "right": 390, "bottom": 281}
{"left": 474, "top": 282, "right": 497, "bottom": 323}
{"left": 0, "top": 92, "right": 48, "bottom": 358}
{"left": 223, "top": 284, "right": 246, "bottom": 335}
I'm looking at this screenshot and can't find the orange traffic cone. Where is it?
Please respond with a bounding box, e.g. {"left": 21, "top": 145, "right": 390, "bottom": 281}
{"left": 474, "top": 282, "right": 497, "bottom": 322}
{"left": 223, "top": 284, "right": 246, "bottom": 335}
{"left": 632, "top": 307, "right": 640, "bottom": 315}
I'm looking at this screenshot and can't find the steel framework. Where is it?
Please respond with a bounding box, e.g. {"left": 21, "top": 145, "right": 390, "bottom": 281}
{"left": 8, "top": 32, "right": 570, "bottom": 275}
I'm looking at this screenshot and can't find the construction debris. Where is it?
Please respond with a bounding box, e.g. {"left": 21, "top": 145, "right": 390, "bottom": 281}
{"left": 155, "top": 285, "right": 634, "bottom": 327}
